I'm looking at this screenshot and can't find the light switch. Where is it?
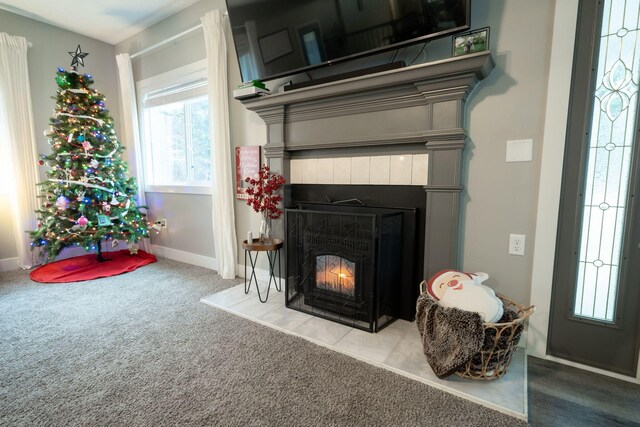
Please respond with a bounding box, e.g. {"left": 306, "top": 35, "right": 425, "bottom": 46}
{"left": 506, "top": 139, "right": 533, "bottom": 162}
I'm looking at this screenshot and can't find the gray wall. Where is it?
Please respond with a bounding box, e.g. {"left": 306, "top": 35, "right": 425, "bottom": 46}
{"left": 0, "top": 9, "right": 119, "bottom": 263}
{"left": 115, "top": 0, "right": 228, "bottom": 260}
{"left": 458, "top": 0, "right": 553, "bottom": 305}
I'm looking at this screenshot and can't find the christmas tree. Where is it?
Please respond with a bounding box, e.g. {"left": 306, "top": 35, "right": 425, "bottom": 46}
{"left": 30, "top": 46, "right": 150, "bottom": 262}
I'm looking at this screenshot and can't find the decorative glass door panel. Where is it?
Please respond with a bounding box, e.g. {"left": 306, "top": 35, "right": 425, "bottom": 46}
{"left": 549, "top": 0, "right": 640, "bottom": 376}
{"left": 572, "top": 0, "right": 639, "bottom": 323}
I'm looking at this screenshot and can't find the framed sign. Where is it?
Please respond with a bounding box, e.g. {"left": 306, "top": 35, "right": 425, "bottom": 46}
{"left": 452, "top": 27, "right": 490, "bottom": 57}
{"left": 235, "top": 146, "right": 261, "bottom": 199}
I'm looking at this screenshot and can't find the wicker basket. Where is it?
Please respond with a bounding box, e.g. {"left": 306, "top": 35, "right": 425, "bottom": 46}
{"left": 454, "top": 295, "right": 534, "bottom": 380}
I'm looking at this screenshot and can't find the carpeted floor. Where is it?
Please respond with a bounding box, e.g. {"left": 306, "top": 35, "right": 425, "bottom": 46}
{"left": 0, "top": 257, "right": 527, "bottom": 426}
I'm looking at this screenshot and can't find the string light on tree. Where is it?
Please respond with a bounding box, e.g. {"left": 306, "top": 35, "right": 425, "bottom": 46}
{"left": 30, "top": 45, "right": 150, "bottom": 262}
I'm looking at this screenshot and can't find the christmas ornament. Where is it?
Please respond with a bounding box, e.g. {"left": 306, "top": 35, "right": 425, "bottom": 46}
{"left": 55, "top": 196, "right": 69, "bottom": 210}
{"left": 82, "top": 140, "right": 93, "bottom": 152}
{"left": 97, "top": 215, "right": 112, "bottom": 226}
{"left": 55, "top": 74, "right": 69, "bottom": 88}
{"left": 77, "top": 216, "right": 88, "bottom": 226}
{"left": 68, "top": 45, "right": 89, "bottom": 68}
{"left": 90, "top": 159, "right": 99, "bottom": 168}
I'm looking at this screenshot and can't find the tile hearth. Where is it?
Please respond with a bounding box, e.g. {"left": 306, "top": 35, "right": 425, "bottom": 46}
{"left": 201, "top": 282, "right": 527, "bottom": 421}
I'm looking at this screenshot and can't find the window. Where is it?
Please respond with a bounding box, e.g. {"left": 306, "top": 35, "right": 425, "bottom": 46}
{"left": 137, "top": 61, "right": 211, "bottom": 193}
{"left": 298, "top": 24, "right": 324, "bottom": 66}
{"left": 571, "top": 0, "right": 640, "bottom": 322}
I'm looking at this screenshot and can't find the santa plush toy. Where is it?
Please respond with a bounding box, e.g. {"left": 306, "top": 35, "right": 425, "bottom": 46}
{"left": 424, "top": 269, "right": 504, "bottom": 323}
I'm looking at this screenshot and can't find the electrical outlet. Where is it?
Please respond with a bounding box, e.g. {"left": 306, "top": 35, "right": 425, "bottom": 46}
{"left": 153, "top": 219, "right": 167, "bottom": 231}
{"left": 509, "top": 234, "right": 526, "bottom": 256}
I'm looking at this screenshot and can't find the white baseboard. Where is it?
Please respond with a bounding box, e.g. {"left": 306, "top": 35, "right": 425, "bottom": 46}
{"left": 0, "top": 257, "right": 18, "bottom": 272}
{"left": 150, "top": 244, "right": 218, "bottom": 271}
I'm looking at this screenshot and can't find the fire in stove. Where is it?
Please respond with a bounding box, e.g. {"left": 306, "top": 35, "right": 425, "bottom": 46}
{"left": 315, "top": 255, "right": 355, "bottom": 297}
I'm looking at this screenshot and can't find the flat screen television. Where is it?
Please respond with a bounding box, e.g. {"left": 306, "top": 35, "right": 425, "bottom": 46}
{"left": 226, "top": 0, "right": 471, "bottom": 83}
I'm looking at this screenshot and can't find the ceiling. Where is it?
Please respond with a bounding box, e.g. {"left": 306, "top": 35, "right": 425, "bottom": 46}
{"left": 0, "top": 0, "right": 203, "bottom": 45}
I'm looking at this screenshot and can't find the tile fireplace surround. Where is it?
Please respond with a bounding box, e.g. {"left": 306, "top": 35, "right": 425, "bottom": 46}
{"left": 241, "top": 51, "right": 495, "bottom": 279}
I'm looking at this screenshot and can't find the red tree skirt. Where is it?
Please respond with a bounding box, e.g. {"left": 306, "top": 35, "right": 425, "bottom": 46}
{"left": 30, "top": 250, "right": 157, "bottom": 283}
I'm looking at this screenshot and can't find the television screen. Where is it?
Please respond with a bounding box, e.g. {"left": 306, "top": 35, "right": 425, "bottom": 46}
{"left": 227, "top": 0, "right": 471, "bottom": 83}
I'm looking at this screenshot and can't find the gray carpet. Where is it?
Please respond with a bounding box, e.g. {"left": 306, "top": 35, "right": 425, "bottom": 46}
{"left": 0, "top": 257, "right": 527, "bottom": 426}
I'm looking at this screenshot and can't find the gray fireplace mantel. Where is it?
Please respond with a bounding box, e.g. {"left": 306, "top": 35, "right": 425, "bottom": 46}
{"left": 240, "top": 51, "right": 495, "bottom": 277}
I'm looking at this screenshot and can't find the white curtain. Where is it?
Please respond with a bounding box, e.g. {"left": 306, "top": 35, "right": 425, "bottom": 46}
{"left": 201, "top": 10, "right": 238, "bottom": 279}
{"left": 0, "top": 33, "right": 39, "bottom": 269}
{"left": 115, "top": 53, "right": 150, "bottom": 253}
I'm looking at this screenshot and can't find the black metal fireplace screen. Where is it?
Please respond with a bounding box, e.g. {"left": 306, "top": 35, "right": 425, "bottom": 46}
{"left": 285, "top": 204, "right": 404, "bottom": 332}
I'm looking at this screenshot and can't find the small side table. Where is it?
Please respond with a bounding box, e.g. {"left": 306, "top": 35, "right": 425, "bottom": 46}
{"left": 243, "top": 238, "right": 283, "bottom": 303}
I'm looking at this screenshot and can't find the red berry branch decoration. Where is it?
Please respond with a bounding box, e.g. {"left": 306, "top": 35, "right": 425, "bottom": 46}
{"left": 244, "top": 165, "right": 286, "bottom": 219}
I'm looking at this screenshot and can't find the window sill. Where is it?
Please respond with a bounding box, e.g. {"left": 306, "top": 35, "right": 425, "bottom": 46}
{"left": 145, "top": 185, "right": 212, "bottom": 195}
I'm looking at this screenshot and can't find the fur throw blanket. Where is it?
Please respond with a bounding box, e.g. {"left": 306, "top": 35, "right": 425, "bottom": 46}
{"left": 416, "top": 293, "right": 485, "bottom": 379}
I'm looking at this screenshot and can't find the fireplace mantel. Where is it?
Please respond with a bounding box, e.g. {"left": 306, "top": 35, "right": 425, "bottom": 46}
{"left": 240, "top": 51, "right": 495, "bottom": 278}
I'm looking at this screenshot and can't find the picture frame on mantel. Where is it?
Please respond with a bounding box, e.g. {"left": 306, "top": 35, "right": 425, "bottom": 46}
{"left": 452, "top": 27, "right": 490, "bottom": 57}
{"left": 235, "top": 146, "right": 261, "bottom": 200}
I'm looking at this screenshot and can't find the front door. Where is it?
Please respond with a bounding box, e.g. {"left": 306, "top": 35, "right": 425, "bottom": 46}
{"left": 548, "top": 0, "right": 640, "bottom": 376}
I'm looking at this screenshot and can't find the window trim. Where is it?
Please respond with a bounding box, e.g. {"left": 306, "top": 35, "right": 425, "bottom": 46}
{"left": 136, "top": 60, "right": 211, "bottom": 194}
{"left": 144, "top": 184, "right": 212, "bottom": 195}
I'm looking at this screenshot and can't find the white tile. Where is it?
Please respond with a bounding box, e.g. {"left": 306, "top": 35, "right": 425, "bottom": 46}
{"left": 350, "top": 156, "right": 370, "bottom": 184}
{"left": 442, "top": 350, "right": 526, "bottom": 415}
{"left": 384, "top": 325, "right": 441, "bottom": 381}
{"left": 335, "top": 320, "right": 409, "bottom": 363}
{"left": 369, "top": 156, "right": 390, "bottom": 185}
{"left": 254, "top": 303, "right": 314, "bottom": 332}
{"left": 230, "top": 288, "right": 283, "bottom": 318}
{"left": 317, "top": 158, "right": 334, "bottom": 184}
{"left": 302, "top": 158, "right": 318, "bottom": 184}
{"left": 334, "top": 157, "right": 352, "bottom": 184}
{"left": 200, "top": 285, "right": 254, "bottom": 308}
{"left": 411, "top": 154, "right": 429, "bottom": 186}
{"left": 390, "top": 155, "right": 412, "bottom": 185}
{"left": 290, "top": 159, "right": 303, "bottom": 184}
{"left": 293, "top": 316, "right": 352, "bottom": 346}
